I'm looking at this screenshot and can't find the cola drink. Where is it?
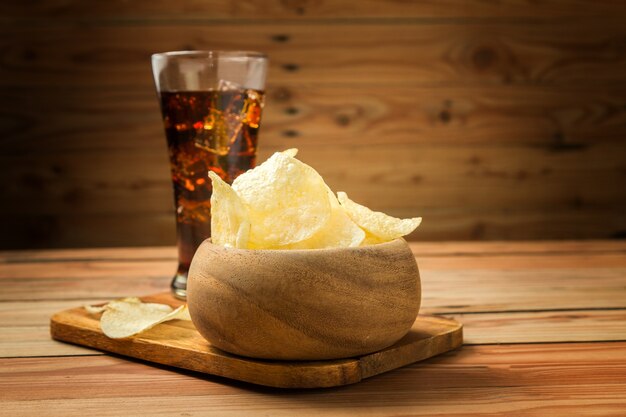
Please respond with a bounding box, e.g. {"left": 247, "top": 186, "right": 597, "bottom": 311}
{"left": 158, "top": 88, "right": 264, "bottom": 287}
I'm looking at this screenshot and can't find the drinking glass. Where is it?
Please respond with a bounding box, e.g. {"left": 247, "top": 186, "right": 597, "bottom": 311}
{"left": 152, "top": 51, "right": 268, "bottom": 298}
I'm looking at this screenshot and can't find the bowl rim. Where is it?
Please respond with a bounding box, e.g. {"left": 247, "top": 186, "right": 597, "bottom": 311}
{"left": 202, "top": 237, "right": 408, "bottom": 254}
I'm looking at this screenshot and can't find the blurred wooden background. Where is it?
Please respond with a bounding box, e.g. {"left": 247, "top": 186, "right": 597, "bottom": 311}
{"left": 1, "top": 1, "right": 625, "bottom": 249}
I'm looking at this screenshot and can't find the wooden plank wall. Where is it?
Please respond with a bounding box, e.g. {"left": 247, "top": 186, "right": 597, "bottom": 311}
{"left": 1, "top": 1, "right": 625, "bottom": 249}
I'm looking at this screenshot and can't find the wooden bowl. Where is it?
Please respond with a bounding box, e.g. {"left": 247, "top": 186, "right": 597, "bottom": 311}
{"left": 186, "top": 238, "right": 421, "bottom": 360}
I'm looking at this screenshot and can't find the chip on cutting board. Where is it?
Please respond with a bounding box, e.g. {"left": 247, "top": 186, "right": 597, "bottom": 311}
{"left": 85, "top": 298, "right": 191, "bottom": 339}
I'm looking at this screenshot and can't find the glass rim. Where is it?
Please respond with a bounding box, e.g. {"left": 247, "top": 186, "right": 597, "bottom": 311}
{"left": 152, "top": 50, "right": 268, "bottom": 61}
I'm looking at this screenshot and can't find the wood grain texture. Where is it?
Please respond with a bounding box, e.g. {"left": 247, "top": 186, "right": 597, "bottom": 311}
{"left": 2, "top": 140, "right": 625, "bottom": 247}
{"left": 3, "top": 244, "right": 625, "bottom": 315}
{"left": 422, "top": 268, "right": 626, "bottom": 313}
{"left": 50, "top": 292, "right": 462, "bottom": 388}
{"left": 2, "top": 22, "right": 626, "bottom": 88}
{"left": 3, "top": 0, "right": 626, "bottom": 19}
{"left": 187, "top": 239, "right": 421, "bottom": 360}
{"left": 2, "top": 343, "right": 626, "bottom": 416}
{"left": 1, "top": 242, "right": 625, "bottom": 359}
{"left": 2, "top": 241, "right": 626, "bottom": 414}
{"left": 0, "top": 259, "right": 172, "bottom": 301}
{"left": 4, "top": 144, "right": 624, "bottom": 214}
{"left": 0, "top": 247, "right": 178, "bottom": 263}
{"left": 5, "top": 86, "right": 625, "bottom": 154}
{"left": 0, "top": 299, "right": 105, "bottom": 325}
{"left": 2, "top": 240, "right": 624, "bottom": 263}
{"left": 4, "top": 305, "right": 626, "bottom": 358}
{"left": 1, "top": 2, "right": 625, "bottom": 248}
{"left": 408, "top": 240, "right": 626, "bottom": 256}
{"left": 0, "top": 326, "right": 100, "bottom": 358}
{"left": 450, "top": 309, "right": 626, "bottom": 344}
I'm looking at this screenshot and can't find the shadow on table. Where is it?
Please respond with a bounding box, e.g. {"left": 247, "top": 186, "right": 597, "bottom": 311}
{"left": 111, "top": 344, "right": 514, "bottom": 410}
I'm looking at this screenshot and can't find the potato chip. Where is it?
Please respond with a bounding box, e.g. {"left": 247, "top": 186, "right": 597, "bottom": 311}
{"left": 281, "top": 148, "right": 298, "bottom": 157}
{"left": 173, "top": 305, "right": 192, "bottom": 321}
{"left": 84, "top": 304, "right": 107, "bottom": 314}
{"left": 360, "top": 232, "right": 386, "bottom": 246}
{"left": 99, "top": 298, "right": 191, "bottom": 339}
{"left": 84, "top": 297, "right": 142, "bottom": 315}
{"left": 208, "top": 149, "right": 423, "bottom": 249}
{"left": 282, "top": 189, "right": 364, "bottom": 249}
{"left": 232, "top": 151, "right": 331, "bottom": 248}
{"left": 337, "top": 192, "right": 422, "bottom": 241}
{"left": 209, "top": 171, "right": 250, "bottom": 249}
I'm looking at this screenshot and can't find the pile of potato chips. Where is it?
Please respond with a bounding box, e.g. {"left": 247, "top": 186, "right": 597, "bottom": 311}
{"left": 210, "top": 149, "right": 422, "bottom": 249}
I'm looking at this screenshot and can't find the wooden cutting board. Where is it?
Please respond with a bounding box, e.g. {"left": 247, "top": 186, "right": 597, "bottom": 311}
{"left": 50, "top": 293, "right": 463, "bottom": 388}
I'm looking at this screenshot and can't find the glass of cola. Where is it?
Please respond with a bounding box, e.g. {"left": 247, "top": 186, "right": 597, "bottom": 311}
{"left": 152, "top": 51, "right": 268, "bottom": 298}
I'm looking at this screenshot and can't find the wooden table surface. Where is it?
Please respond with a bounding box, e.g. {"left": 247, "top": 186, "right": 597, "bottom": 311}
{"left": 2, "top": 241, "right": 626, "bottom": 416}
